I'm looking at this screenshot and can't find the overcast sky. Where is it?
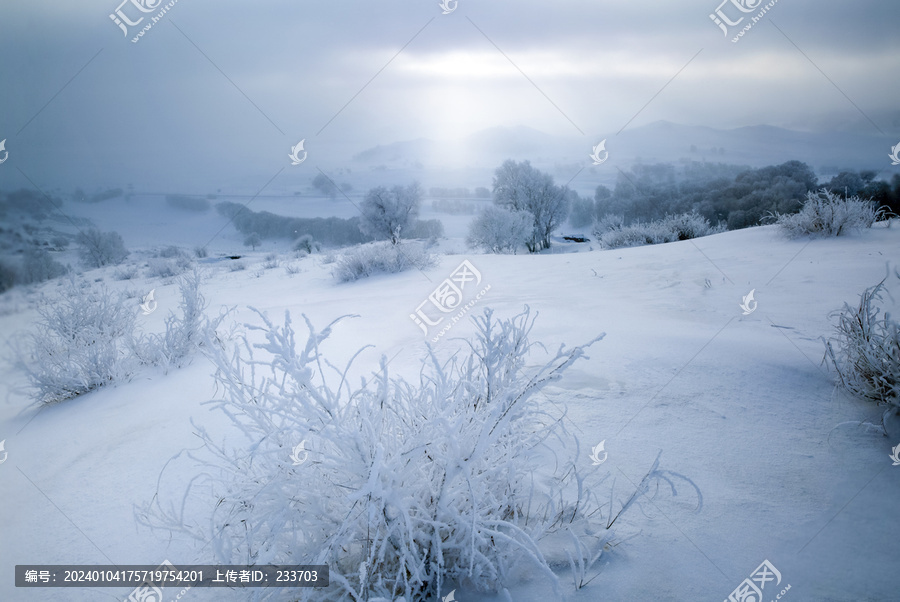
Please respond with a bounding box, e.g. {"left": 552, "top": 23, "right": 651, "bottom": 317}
{"left": 1, "top": 0, "right": 898, "bottom": 192}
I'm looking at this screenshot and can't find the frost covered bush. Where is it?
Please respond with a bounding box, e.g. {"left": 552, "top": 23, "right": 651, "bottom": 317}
{"left": 592, "top": 214, "right": 625, "bottom": 234}
{"left": 333, "top": 241, "right": 436, "bottom": 282}
{"left": 293, "top": 234, "right": 320, "bottom": 255}
{"left": 137, "top": 269, "right": 221, "bottom": 371}
{"left": 113, "top": 264, "right": 140, "bottom": 281}
{"left": 776, "top": 189, "right": 886, "bottom": 238}
{"left": 825, "top": 275, "right": 900, "bottom": 418}
{"left": 263, "top": 253, "right": 280, "bottom": 270}
{"left": 18, "top": 277, "right": 138, "bottom": 404}
{"left": 595, "top": 222, "right": 670, "bottom": 249}
{"left": 593, "top": 212, "right": 719, "bottom": 249}
{"left": 466, "top": 205, "right": 532, "bottom": 254}
{"left": 662, "top": 212, "right": 722, "bottom": 241}
{"left": 18, "top": 270, "right": 219, "bottom": 403}
{"left": 146, "top": 254, "right": 193, "bottom": 279}
{"left": 75, "top": 228, "right": 129, "bottom": 268}
{"left": 157, "top": 245, "right": 186, "bottom": 259}
{"left": 142, "top": 307, "right": 619, "bottom": 600}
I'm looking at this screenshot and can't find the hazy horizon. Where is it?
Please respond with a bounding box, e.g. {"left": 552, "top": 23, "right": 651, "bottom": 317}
{"left": 1, "top": 0, "right": 899, "bottom": 193}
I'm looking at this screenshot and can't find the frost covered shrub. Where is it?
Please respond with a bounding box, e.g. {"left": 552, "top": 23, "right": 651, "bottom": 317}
{"left": 662, "top": 212, "right": 721, "bottom": 241}
{"left": 776, "top": 189, "right": 885, "bottom": 238}
{"left": 137, "top": 269, "right": 221, "bottom": 370}
{"left": 113, "top": 264, "right": 140, "bottom": 281}
{"left": 263, "top": 253, "right": 280, "bottom": 270}
{"left": 143, "top": 307, "right": 630, "bottom": 600}
{"left": 466, "top": 205, "right": 532, "bottom": 254}
{"left": 75, "top": 228, "right": 129, "bottom": 268}
{"left": 825, "top": 275, "right": 900, "bottom": 414}
{"left": 596, "top": 221, "right": 670, "bottom": 249}
{"left": 146, "top": 253, "right": 193, "bottom": 279}
{"left": 333, "top": 241, "right": 436, "bottom": 282}
{"left": 293, "top": 234, "right": 320, "bottom": 255}
{"left": 592, "top": 214, "right": 625, "bottom": 234}
{"left": 18, "top": 277, "right": 137, "bottom": 404}
{"left": 157, "top": 245, "right": 185, "bottom": 259}
{"left": 594, "top": 213, "right": 718, "bottom": 249}
{"left": 18, "top": 270, "right": 219, "bottom": 403}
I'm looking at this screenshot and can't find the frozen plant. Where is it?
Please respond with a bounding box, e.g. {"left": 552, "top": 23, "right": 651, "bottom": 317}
{"left": 359, "top": 182, "right": 423, "bottom": 244}
{"left": 142, "top": 307, "right": 622, "bottom": 600}
{"left": 146, "top": 254, "right": 193, "bottom": 279}
{"left": 293, "top": 234, "right": 320, "bottom": 255}
{"left": 137, "top": 268, "right": 224, "bottom": 371}
{"left": 661, "top": 212, "right": 722, "bottom": 241}
{"left": 157, "top": 245, "right": 187, "bottom": 259}
{"left": 263, "top": 253, "right": 280, "bottom": 270}
{"left": 595, "top": 221, "right": 670, "bottom": 249}
{"left": 466, "top": 205, "right": 532, "bottom": 254}
{"left": 16, "top": 276, "right": 138, "bottom": 404}
{"left": 113, "top": 264, "right": 140, "bottom": 281}
{"left": 775, "top": 189, "right": 886, "bottom": 238}
{"left": 244, "top": 232, "right": 262, "bottom": 250}
{"left": 333, "top": 241, "right": 436, "bottom": 282}
{"left": 593, "top": 212, "right": 719, "bottom": 249}
{"left": 492, "top": 160, "right": 569, "bottom": 252}
{"left": 75, "top": 228, "right": 129, "bottom": 268}
{"left": 825, "top": 272, "right": 900, "bottom": 431}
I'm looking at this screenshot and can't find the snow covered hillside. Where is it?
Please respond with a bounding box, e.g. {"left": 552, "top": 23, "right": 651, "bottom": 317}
{"left": 1, "top": 223, "right": 899, "bottom": 601}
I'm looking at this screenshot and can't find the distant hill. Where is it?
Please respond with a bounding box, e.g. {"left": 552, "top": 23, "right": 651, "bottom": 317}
{"left": 350, "top": 121, "right": 892, "bottom": 176}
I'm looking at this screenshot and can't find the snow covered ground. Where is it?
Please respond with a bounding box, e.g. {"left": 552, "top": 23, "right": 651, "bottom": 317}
{"left": 1, "top": 222, "right": 899, "bottom": 601}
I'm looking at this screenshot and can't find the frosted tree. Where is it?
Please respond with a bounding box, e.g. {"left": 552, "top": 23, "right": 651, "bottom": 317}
{"left": 359, "top": 182, "right": 422, "bottom": 244}
{"left": 492, "top": 160, "right": 569, "bottom": 252}
{"left": 466, "top": 205, "right": 532, "bottom": 253}
{"left": 20, "top": 247, "right": 68, "bottom": 284}
{"left": 75, "top": 228, "right": 129, "bottom": 268}
{"left": 243, "top": 232, "right": 262, "bottom": 250}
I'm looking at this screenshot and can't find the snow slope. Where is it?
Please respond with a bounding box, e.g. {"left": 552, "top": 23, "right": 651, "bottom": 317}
{"left": 1, "top": 223, "right": 899, "bottom": 601}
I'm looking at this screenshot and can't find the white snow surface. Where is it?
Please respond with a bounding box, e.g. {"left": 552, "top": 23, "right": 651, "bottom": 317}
{"left": 1, "top": 223, "right": 899, "bottom": 601}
